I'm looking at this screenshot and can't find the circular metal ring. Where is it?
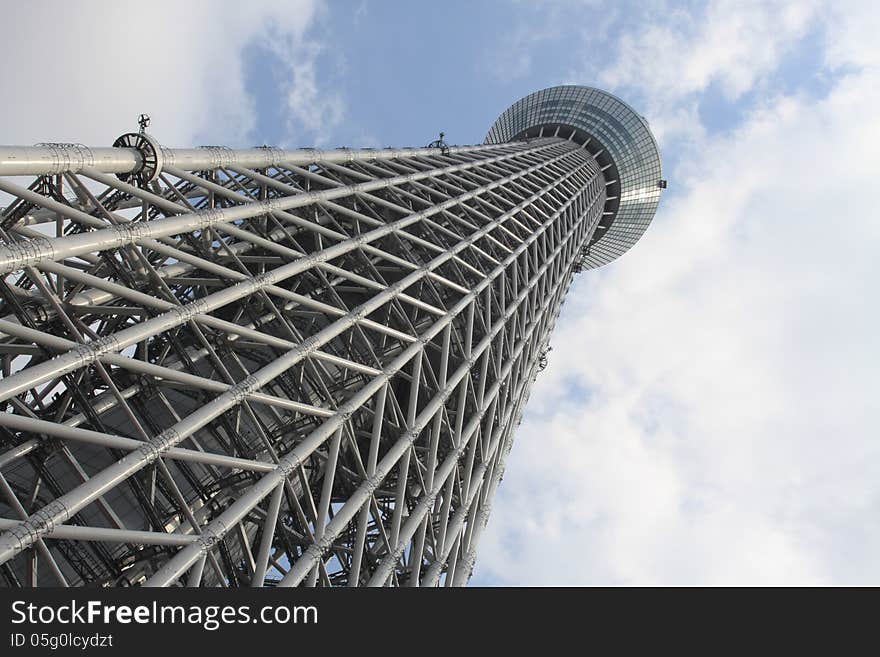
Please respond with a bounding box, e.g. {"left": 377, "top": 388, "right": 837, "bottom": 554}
{"left": 112, "top": 132, "right": 164, "bottom": 186}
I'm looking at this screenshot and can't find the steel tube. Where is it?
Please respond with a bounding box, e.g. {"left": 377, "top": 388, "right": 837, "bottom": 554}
{"left": 0, "top": 141, "right": 519, "bottom": 177}
{"left": 0, "top": 518, "right": 198, "bottom": 547}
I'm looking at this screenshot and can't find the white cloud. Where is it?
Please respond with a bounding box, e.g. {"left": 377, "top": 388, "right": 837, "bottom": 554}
{"left": 264, "top": 35, "right": 346, "bottom": 147}
{"left": 822, "top": 1, "right": 880, "bottom": 70}
{"left": 571, "top": 0, "right": 824, "bottom": 146}
{"left": 482, "top": 0, "right": 607, "bottom": 83}
{"left": 0, "top": 0, "right": 333, "bottom": 148}
{"left": 475, "top": 2, "right": 880, "bottom": 585}
{"left": 601, "top": 1, "right": 819, "bottom": 103}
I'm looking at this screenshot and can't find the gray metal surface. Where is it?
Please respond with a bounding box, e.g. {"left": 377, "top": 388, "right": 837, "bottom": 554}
{"left": 0, "top": 86, "right": 659, "bottom": 587}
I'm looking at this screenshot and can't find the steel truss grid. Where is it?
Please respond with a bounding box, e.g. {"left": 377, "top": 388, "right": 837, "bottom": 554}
{"left": 0, "top": 125, "right": 611, "bottom": 587}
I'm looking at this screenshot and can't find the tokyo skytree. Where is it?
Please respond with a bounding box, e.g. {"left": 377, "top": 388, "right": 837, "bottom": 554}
{"left": 0, "top": 85, "right": 662, "bottom": 587}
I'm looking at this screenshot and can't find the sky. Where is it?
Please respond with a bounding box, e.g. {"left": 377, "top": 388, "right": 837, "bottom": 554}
{"left": 2, "top": 0, "right": 878, "bottom": 585}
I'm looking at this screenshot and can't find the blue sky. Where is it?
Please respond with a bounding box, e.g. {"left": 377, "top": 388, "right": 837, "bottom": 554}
{"left": 2, "top": 0, "right": 878, "bottom": 585}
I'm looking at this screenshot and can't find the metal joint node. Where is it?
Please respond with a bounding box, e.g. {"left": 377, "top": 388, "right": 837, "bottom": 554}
{"left": 113, "top": 130, "right": 163, "bottom": 187}
{"left": 182, "top": 297, "right": 210, "bottom": 321}
{"left": 198, "top": 145, "right": 234, "bottom": 169}
{"left": 277, "top": 455, "right": 300, "bottom": 478}
{"left": 316, "top": 534, "right": 334, "bottom": 555}
{"left": 0, "top": 236, "right": 54, "bottom": 273}
{"left": 195, "top": 208, "right": 223, "bottom": 231}
{"left": 113, "top": 221, "right": 152, "bottom": 247}
{"left": 139, "top": 428, "right": 181, "bottom": 462}
{"left": 252, "top": 271, "right": 273, "bottom": 288}
{"left": 71, "top": 343, "right": 99, "bottom": 367}
{"left": 34, "top": 142, "right": 95, "bottom": 174}
{"left": 87, "top": 332, "right": 122, "bottom": 359}
{"left": 153, "top": 427, "right": 181, "bottom": 451}
{"left": 28, "top": 499, "right": 69, "bottom": 541}
{"left": 229, "top": 375, "right": 259, "bottom": 403}
{"left": 298, "top": 336, "right": 318, "bottom": 354}
{"left": 196, "top": 532, "right": 221, "bottom": 553}
{"left": 3, "top": 522, "right": 33, "bottom": 555}
{"left": 254, "top": 145, "right": 284, "bottom": 167}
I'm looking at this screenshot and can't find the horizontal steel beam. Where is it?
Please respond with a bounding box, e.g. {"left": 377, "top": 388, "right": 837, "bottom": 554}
{"left": 0, "top": 141, "right": 520, "bottom": 177}
{"left": 0, "top": 518, "right": 198, "bottom": 546}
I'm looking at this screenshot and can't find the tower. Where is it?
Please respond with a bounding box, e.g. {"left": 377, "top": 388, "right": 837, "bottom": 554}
{"left": 0, "top": 85, "right": 662, "bottom": 587}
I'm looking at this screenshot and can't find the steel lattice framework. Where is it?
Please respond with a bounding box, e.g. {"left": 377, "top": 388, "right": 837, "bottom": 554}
{"left": 0, "top": 85, "right": 661, "bottom": 587}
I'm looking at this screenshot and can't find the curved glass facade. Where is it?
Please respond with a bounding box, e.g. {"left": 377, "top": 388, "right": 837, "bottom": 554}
{"left": 485, "top": 85, "right": 663, "bottom": 269}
